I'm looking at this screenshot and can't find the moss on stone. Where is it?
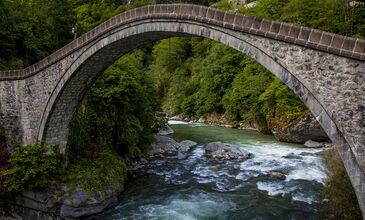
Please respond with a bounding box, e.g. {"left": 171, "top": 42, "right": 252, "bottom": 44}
{"left": 61, "top": 147, "right": 127, "bottom": 198}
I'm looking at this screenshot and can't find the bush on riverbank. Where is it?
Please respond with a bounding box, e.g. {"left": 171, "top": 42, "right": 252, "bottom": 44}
{"left": 61, "top": 147, "right": 127, "bottom": 197}
{"left": 1, "top": 143, "right": 63, "bottom": 192}
{"left": 321, "top": 149, "right": 362, "bottom": 219}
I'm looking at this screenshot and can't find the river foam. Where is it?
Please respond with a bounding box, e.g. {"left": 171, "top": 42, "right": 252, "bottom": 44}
{"left": 94, "top": 124, "right": 326, "bottom": 219}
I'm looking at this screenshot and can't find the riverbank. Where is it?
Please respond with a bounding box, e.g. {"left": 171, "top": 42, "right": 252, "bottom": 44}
{"left": 169, "top": 111, "right": 331, "bottom": 146}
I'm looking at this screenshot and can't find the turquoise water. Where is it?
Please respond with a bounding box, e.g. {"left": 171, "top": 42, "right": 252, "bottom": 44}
{"left": 94, "top": 121, "right": 327, "bottom": 219}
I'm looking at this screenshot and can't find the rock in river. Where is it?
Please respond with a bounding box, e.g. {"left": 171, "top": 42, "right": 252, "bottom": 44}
{"left": 205, "top": 142, "right": 252, "bottom": 160}
{"left": 269, "top": 171, "right": 286, "bottom": 180}
{"left": 147, "top": 135, "right": 180, "bottom": 157}
{"left": 157, "top": 125, "right": 174, "bottom": 135}
{"left": 269, "top": 111, "right": 329, "bottom": 143}
{"left": 304, "top": 140, "right": 324, "bottom": 148}
{"left": 177, "top": 140, "right": 197, "bottom": 159}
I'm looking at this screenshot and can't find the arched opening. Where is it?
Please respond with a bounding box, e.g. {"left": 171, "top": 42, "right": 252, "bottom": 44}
{"left": 37, "top": 15, "right": 365, "bottom": 218}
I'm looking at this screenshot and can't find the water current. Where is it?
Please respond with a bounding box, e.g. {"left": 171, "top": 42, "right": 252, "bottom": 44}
{"left": 94, "top": 121, "right": 327, "bottom": 220}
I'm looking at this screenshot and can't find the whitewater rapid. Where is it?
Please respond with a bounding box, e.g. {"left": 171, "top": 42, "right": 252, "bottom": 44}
{"left": 94, "top": 122, "right": 327, "bottom": 219}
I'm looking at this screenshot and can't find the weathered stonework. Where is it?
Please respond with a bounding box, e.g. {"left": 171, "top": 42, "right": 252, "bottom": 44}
{"left": 0, "top": 4, "right": 364, "bottom": 217}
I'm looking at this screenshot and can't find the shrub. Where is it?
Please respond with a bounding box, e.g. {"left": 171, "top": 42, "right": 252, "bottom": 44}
{"left": 1, "top": 143, "right": 63, "bottom": 192}
{"left": 64, "top": 147, "right": 127, "bottom": 197}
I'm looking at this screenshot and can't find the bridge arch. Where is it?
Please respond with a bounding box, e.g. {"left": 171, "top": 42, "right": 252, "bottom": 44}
{"left": 0, "top": 4, "right": 364, "bottom": 216}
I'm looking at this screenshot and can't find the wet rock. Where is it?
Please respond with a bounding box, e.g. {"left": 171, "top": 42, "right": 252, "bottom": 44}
{"left": 169, "top": 115, "right": 183, "bottom": 121}
{"left": 179, "top": 140, "right": 197, "bottom": 152}
{"left": 304, "top": 140, "right": 324, "bottom": 148}
{"left": 269, "top": 171, "right": 286, "bottom": 180}
{"left": 205, "top": 142, "right": 251, "bottom": 160}
{"left": 60, "top": 185, "right": 123, "bottom": 219}
{"left": 6, "top": 182, "right": 125, "bottom": 219}
{"left": 282, "top": 153, "right": 302, "bottom": 159}
{"left": 147, "top": 135, "right": 180, "bottom": 157}
{"left": 177, "top": 151, "right": 187, "bottom": 160}
{"left": 157, "top": 125, "right": 174, "bottom": 135}
{"left": 127, "top": 157, "right": 148, "bottom": 172}
{"left": 13, "top": 189, "right": 59, "bottom": 213}
{"left": 198, "top": 117, "right": 205, "bottom": 123}
{"left": 177, "top": 140, "right": 197, "bottom": 159}
{"left": 324, "top": 142, "right": 334, "bottom": 148}
{"left": 269, "top": 111, "right": 329, "bottom": 143}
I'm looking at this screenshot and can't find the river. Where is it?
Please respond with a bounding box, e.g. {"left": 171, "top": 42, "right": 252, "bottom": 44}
{"left": 93, "top": 121, "right": 327, "bottom": 219}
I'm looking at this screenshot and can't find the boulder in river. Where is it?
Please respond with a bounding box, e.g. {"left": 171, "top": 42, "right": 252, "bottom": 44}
{"left": 282, "top": 153, "right": 302, "bottom": 159}
{"left": 205, "top": 142, "right": 251, "bottom": 160}
{"left": 304, "top": 140, "right": 324, "bottom": 148}
{"left": 177, "top": 140, "right": 197, "bottom": 159}
{"left": 269, "top": 171, "right": 286, "bottom": 180}
{"left": 157, "top": 125, "right": 174, "bottom": 135}
{"left": 147, "top": 135, "right": 180, "bottom": 157}
{"left": 269, "top": 111, "right": 329, "bottom": 143}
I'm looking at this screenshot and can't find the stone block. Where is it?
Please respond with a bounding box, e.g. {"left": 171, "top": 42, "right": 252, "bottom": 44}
{"left": 270, "top": 21, "right": 281, "bottom": 34}
{"left": 191, "top": 5, "right": 200, "bottom": 16}
{"left": 309, "top": 29, "right": 322, "bottom": 43}
{"left": 342, "top": 37, "right": 356, "bottom": 51}
{"left": 298, "top": 27, "right": 311, "bottom": 41}
{"left": 289, "top": 26, "right": 300, "bottom": 39}
{"left": 320, "top": 32, "right": 333, "bottom": 46}
{"left": 198, "top": 6, "right": 207, "bottom": 17}
{"left": 206, "top": 7, "right": 215, "bottom": 19}
{"left": 214, "top": 10, "right": 225, "bottom": 21}
{"left": 251, "top": 17, "right": 262, "bottom": 29}
{"left": 260, "top": 19, "right": 272, "bottom": 32}
{"left": 224, "top": 12, "right": 235, "bottom": 24}
{"left": 279, "top": 23, "right": 291, "bottom": 36}
{"left": 331, "top": 34, "right": 344, "bottom": 48}
{"left": 242, "top": 15, "right": 254, "bottom": 28}
{"left": 354, "top": 39, "right": 365, "bottom": 53}
{"left": 234, "top": 14, "right": 244, "bottom": 27}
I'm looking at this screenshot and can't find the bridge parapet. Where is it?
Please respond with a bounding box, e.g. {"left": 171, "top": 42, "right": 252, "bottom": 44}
{"left": 0, "top": 4, "right": 364, "bottom": 81}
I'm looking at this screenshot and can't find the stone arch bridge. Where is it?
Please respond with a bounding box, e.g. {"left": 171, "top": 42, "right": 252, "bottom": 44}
{"left": 0, "top": 3, "right": 364, "bottom": 216}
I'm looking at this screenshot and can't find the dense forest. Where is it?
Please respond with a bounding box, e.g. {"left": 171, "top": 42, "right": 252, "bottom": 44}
{"left": 0, "top": 0, "right": 364, "bottom": 219}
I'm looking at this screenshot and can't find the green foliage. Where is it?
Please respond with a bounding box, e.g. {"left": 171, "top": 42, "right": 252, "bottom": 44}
{"left": 237, "top": 0, "right": 365, "bottom": 38}
{"left": 321, "top": 149, "right": 362, "bottom": 220}
{"left": 0, "top": 0, "right": 75, "bottom": 69}
{"left": 194, "top": 43, "right": 246, "bottom": 116}
{"left": 215, "top": 0, "right": 233, "bottom": 10}
{"left": 74, "top": 0, "right": 153, "bottom": 35}
{"left": 222, "top": 58, "right": 272, "bottom": 122}
{"left": 259, "top": 78, "right": 306, "bottom": 124}
{"left": 157, "top": 37, "right": 304, "bottom": 130}
{"left": 68, "top": 50, "right": 159, "bottom": 159}
{"left": 150, "top": 38, "right": 190, "bottom": 98}
{"left": 0, "top": 0, "right": 156, "bottom": 70}
{"left": 64, "top": 147, "right": 127, "bottom": 197}
{"left": 1, "top": 143, "right": 63, "bottom": 192}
